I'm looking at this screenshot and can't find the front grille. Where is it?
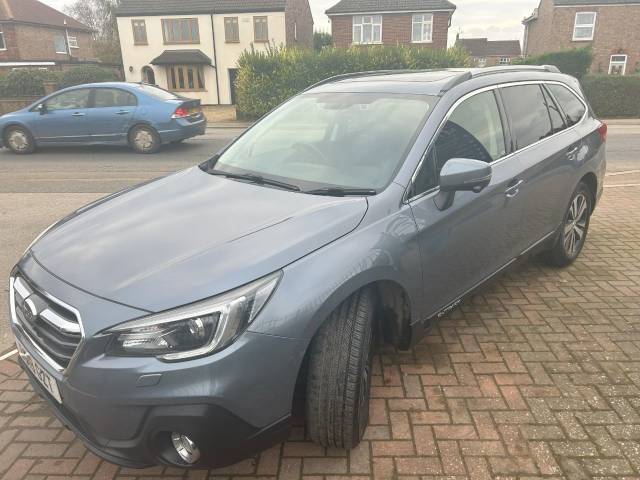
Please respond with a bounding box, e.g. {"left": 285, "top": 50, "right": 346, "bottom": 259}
{"left": 12, "top": 275, "right": 82, "bottom": 369}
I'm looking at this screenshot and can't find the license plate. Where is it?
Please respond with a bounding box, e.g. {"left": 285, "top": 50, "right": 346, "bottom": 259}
{"left": 189, "top": 107, "right": 200, "bottom": 116}
{"left": 16, "top": 339, "right": 62, "bottom": 403}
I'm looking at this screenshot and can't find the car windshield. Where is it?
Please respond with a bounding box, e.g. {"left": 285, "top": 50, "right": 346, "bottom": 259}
{"left": 133, "top": 84, "right": 180, "bottom": 100}
{"left": 210, "top": 92, "right": 437, "bottom": 191}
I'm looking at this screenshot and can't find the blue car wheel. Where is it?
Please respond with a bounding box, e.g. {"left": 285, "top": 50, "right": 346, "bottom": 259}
{"left": 4, "top": 126, "right": 36, "bottom": 154}
{"left": 129, "top": 125, "right": 161, "bottom": 154}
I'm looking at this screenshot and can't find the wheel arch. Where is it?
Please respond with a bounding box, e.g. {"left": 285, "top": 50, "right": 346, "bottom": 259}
{"left": 580, "top": 171, "right": 598, "bottom": 206}
{"left": 2, "top": 122, "right": 34, "bottom": 140}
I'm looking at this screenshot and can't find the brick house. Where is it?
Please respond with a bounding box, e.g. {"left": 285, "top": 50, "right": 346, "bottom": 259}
{"left": 456, "top": 36, "right": 521, "bottom": 67}
{"left": 116, "top": 0, "right": 313, "bottom": 106}
{"left": 0, "top": 0, "right": 98, "bottom": 72}
{"left": 326, "top": 0, "right": 456, "bottom": 49}
{"left": 523, "top": 0, "right": 640, "bottom": 75}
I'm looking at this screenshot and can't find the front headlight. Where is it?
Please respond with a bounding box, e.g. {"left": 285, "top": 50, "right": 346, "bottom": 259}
{"left": 104, "top": 271, "right": 281, "bottom": 361}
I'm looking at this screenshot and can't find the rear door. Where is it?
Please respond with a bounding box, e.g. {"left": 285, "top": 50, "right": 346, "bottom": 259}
{"left": 88, "top": 88, "right": 138, "bottom": 142}
{"left": 33, "top": 88, "right": 91, "bottom": 143}
{"left": 498, "top": 83, "right": 583, "bottom": 251}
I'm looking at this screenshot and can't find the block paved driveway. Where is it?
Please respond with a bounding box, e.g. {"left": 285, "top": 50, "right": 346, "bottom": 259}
{"left": 0, "top": 175, "right": 639, "bottom": 479}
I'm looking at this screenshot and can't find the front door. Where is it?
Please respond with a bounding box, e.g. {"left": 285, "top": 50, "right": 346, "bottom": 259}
{"left": 88, "top": 88, "right": 138, "bottom": 142}
{"left": 408, "top": 89, "right": 527, "bottom": 319}
{"left": 229, "top": 69, "right": 239, "bottom": 104}
{"left": 33, "top": 88, "right": 91, "bottom": 143}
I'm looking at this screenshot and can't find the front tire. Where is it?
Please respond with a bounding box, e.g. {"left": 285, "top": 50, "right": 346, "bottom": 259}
{"left": 543, "top": 182, "right": 592, "bottom": 267}
{"left": 306, "top": 289, "right": 374, "bottom": 449}
{"left": 4, "top": 126, "right": 35, "bottom": 154}
{"left": 129, "top": 125, "right": 160, "bottom": 154}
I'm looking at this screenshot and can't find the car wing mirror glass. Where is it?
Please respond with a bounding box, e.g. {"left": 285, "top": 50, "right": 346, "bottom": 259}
{"left": 434, "top": 158, "right": 492, "bottom": 210}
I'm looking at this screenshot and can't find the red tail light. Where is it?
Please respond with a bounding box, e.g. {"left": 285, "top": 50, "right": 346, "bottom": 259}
{"left": 597, "top": 122, "right": 608, "bottom": 143}
{"left": 172, "top": 107, "right": 189, "bottom": 119}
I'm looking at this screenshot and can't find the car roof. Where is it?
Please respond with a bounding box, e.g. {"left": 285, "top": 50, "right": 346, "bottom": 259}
{"left": 306, "top": 66, "right": 573, "bottom": 97}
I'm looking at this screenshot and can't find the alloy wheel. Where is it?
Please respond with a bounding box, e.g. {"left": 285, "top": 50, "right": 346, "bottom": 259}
{"left": 134, "top": 129, "right": 154, "bottom": 151}
{"left": 8, "top": 130, "right": 29, "bottom": 152}
{"left": 563, "top": 192, "right": 588, "bottom": 257}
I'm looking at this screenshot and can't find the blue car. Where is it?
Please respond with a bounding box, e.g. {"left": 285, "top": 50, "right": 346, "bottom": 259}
{"left": 0, "top": 82, "right": 207, "bottom": 154}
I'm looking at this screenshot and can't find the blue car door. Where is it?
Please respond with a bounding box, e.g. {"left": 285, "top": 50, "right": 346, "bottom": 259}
{"left": 33, "top": 88, "right": 91, "bottom": 143}
{"left": 88, "top": 88, "right": 138, "bottom": 143}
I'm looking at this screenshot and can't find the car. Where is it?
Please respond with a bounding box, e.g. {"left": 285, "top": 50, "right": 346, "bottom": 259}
{"left": 0, "top": 82, "right": 206, "bottom": 154}
{"left": 9, "top": 66, "right": 606, "bottom": 468}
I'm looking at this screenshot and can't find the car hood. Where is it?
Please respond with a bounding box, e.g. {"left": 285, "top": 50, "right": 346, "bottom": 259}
{"left": 31, "top": 167, "right": 368, "bottom": 312}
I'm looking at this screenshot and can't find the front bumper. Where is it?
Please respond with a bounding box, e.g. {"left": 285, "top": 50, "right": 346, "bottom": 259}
{"left": 10, "top": 262, "right": 307, "bottom": 468}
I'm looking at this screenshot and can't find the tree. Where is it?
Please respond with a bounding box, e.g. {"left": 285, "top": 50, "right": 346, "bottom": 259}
{"left": 313, "top": 32, "right": 332, "bottom": 51}
{"left": 65, "top": 0, "right": 121, "bottom": 64}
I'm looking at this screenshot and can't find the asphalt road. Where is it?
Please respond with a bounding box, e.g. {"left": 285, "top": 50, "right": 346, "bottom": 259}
{"left": 0, "top": 124, "right": 637, "bottom": 352}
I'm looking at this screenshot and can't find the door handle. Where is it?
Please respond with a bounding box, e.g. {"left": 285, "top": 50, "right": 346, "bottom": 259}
{"left": 116, "top": 110, "right": 131, "bottom": 115}
{"left": 505, "top": 179, "right": 524, "bottom": 198}
{"left": 71, "top": 112, "right": 85, "bottom": 117}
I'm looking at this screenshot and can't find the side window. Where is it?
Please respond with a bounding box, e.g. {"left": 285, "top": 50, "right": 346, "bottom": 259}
{"left": 541, "top": 85, "right": 566, "bottom": 134}
{"left": 411, "top": 91, "right": 506, "bottom": 196}
{"left": 45, "top": 89, "right": 90, "bottom": 111}
{"left": 93, "top": 89, "right": 137, "bottom": 108}
{"left": 501, "top": 85, "right": 553, "bottom": 149}
{"left": 547, "top": 84, "right": 586, "bottom": 127}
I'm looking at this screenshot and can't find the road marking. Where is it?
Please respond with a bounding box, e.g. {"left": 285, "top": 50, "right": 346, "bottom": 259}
{"left": 0, "top": 349, "right": 17, "bottom": 361}
{"left": 606, "top": 170, "right": 640, "bottom": 177}
{"left": 604, "top": 183, "right": 640, "bottom": 188}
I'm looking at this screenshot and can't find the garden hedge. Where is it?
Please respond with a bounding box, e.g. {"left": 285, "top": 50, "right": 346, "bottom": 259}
{"left": 58, "top": 65, "right": 119, "bottom": 88}
{"left": 235, "top": 45, "right": 470, "bottom": 119}
{"left": 582, "top": 75, "right": 640, "bottom": 118}
{"left": 0, "top": 69, "right": 58, "bottom": 97}
{"left": 516, "top": 47, "right": 593, "bottom": 79}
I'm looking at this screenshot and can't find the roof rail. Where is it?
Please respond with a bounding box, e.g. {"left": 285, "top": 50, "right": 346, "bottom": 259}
{"left": 470, "top": 64, "right": 560, "bottom": 78}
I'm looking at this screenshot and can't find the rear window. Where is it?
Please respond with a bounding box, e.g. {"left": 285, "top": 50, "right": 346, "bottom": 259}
{"left": 501, "top": 85, "right": 553, "bottom": 150}
{"left": 133, "top": 84, "right": 180, "bottom": 101}
{"left": 547, "top": 84, "right": 586, "bottom": 127}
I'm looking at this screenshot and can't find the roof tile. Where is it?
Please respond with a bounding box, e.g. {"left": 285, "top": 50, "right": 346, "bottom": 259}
{"left": 325, "top": 0, "right": 456, "bottom": 15}
{"left": 457, "top": 38, "right": 521, "bottom": 57}
{"left": 0, "top": 0, "right": 91, "bottom": 31}
{"left": 116, "top": 0, "right": 286, "bottom": 16}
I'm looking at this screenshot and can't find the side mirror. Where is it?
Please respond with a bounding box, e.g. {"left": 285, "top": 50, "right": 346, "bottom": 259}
{"left": 434, "top": 158, "right": 492, "bottom": 210}
{"left": 36, "top": 103, "right": 47, "bottom": 115}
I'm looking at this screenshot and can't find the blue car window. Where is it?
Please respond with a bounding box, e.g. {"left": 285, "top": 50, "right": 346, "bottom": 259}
{"left": 94, "top": 89, "right": 137, "bottom": 108}
{"left": 45, "top": 89, "right": 90, "bottom": 111}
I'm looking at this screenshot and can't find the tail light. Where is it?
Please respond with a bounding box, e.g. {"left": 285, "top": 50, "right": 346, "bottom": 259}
{"left": 597, "top": 122, "right": 608, "bottom": 143}
{"left": 172, "top": 107, "right": 189, "bottom": 119}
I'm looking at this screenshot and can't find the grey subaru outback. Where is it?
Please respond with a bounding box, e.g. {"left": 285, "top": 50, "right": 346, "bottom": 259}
{"left": 9, "top": 66, "right": 606, "bottom": 468}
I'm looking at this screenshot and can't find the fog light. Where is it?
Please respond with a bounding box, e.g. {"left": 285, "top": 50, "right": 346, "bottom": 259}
{"left": 171, "top": 432, "right": 200, "bottom": 464}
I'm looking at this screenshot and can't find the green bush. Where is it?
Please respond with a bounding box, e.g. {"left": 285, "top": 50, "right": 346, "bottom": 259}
{"left": 236, "top": 44, "right": 470, "bottom": 119}
{"left": 582, "top": 74, "right": 640, "bottom": 118}
{"left": 58, "top": 65, "right": 119, "bottom": 88}
{"left": 515, "top": 47, "right": 593, "bottom": 79}
{"left": 0, "top": 69, "right": 59, "bottom": 97}
{"left": 313, "top": 32, "right": 333, "bottom": 51}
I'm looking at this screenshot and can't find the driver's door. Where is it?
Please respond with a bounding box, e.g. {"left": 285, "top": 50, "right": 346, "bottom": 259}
{"left": 408, "top": 89, "right": 527, "bottom": 319}
{"left": 33, "top": 88, "right": 91, "bottom": 143}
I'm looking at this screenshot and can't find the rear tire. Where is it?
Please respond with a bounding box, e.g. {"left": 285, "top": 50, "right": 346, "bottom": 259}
{"left": 306, "top": 288, "right": 375, "bottom": 449}
{"left": 4, "top": 126, "right": 35, "bottom": 154}
{"left": 542, "top": 181, "right": 592, "bottom": 267}
{"left": 129, "top": 125, "right": 160, "bottom": 154}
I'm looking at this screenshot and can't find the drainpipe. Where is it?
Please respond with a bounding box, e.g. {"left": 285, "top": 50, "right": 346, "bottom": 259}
{"left": 210, "top": 14, "right": 221, "bottom": 105}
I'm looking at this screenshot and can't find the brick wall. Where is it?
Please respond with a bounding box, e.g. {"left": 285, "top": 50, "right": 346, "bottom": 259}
{"left": 0, "top": 23, "right": 96, "bottom": 62}
{"left": 285, "top": 0, "right": 313, "bottom": 48}
{"left": 525, "top": 0, "right": 640, "bottom": 75}
{"left": 330, "top": 11, "right": 450, "bottom": 49}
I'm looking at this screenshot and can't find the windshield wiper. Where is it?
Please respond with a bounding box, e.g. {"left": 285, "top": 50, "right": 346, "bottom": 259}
{"left": 208, "top": 170, "right": 300, "bottom": 192}
{"left": 304, "top": 187, "right": 377, "bottom": 197}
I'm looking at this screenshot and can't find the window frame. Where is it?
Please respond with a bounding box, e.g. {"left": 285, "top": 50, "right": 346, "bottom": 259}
{"left": 165, "top": 64, "right": 206, "bottom": 92}
{"left": 0, "top": 30, "right": 6, "bottom": 51}
{"left": 405, "top": 80, "right": 589, "bottom": 204}
{"left": 67, "top": 35, "right": 79, "bottom": 49}
{"left": 131, "top": 19, "right": 148, "bottom": 45}
{"left": 411, "top": 13, "right": 433, "bottom": 43}
{"left": 608, "top": 54, "right": 627, "bottom": 75}
{"left": 253, "top": 16, "right": 269, "bottom": 42}
{"left": 224, "top": 17, "right": 240, "bottom": 43}
{"left": 572, "top": 11, "right": 596, "bottom": 41}
{"left": 161, "top": 18, "right": 200, "bottom": 44}
{"left": 53, "top": 34, "right": 68, "bottom": 54}
{"left": 352, "top": 15, "right": 382, "bottom": 45}
{"left": 499, "top": 57, "right": 510, "bottom": 65}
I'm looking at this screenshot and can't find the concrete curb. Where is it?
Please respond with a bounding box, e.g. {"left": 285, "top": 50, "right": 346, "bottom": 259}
{"left": 207, "top": 122, "right": 252, "bottom": 129}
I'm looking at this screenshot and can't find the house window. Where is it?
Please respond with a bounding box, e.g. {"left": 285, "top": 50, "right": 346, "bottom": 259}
{"left": 67, "top": 35, "right": 78, "bottom": 49}
{"left": 254, "top": 16, "right": 268, "bottom": 42}
{"left": 411, "top": 13, "right": 433, "bottom": 43}
{"left": 53, "top": 34, "right": 67, "bottom": 54}
{"left": 0, "top": 30, "right": 6, "bottom": 51}
{"left": 609, "top": 54, "right": 627, "bottom": 75}
{"left": 132, "top": 19, "right": 148, "bottom": 45}
{"left": 499, "top": 57, "right": 510, "bottom": 65}
{"left": 166, "top": 64, "right": 205, "bottom": 91}
{"left": 477, "top": 57, "right": 486, "bottom": 67}
{"left": 225, "top": 17, "right": 239, "bottom": 43}
{"left": 162, "top": 18, "right": 200, "bottom": 44}
{"left": 353, "top": 15, "right": 382, "bottom": 44}
{"left": 573, "top": 12, "right": 596, "bottom": 41}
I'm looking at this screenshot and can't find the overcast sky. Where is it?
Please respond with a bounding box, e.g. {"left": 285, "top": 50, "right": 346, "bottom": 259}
{"left": 41, "top": 0, "right": 539, "bottom": 45}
